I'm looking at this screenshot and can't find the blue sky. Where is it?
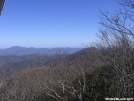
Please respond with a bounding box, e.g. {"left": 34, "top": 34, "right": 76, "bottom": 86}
{"left": 0, "top": 0, "right": 122, "bottom": 48}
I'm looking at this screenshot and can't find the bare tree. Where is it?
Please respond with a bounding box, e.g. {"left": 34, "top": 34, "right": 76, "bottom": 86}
{"left": 95, "top": 0, "right": 134, "bottom": 98}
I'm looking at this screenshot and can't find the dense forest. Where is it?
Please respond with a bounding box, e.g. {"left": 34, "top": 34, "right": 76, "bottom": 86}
{"left": 1, "top": 0, "right": 134, "bottom": 101}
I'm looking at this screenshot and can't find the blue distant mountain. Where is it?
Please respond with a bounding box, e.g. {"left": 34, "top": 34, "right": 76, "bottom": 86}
{"left": 0, "top": 46, "right": 83, "bottom": 56}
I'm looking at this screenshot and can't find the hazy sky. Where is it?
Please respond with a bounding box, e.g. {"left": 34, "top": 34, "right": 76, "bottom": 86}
{"left": 0, "top": 0, "right": 122, "bottom": 48}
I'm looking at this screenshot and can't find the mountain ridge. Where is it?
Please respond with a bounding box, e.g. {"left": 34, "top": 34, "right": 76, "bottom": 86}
{"left": 0, "top": 46, "right": 83, "bottom": 56}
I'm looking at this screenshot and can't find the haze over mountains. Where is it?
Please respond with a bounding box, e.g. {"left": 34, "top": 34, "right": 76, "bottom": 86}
{"left": 0, "top": 46, "right": 82, "bottom": 56}
{"left": 0, "top": 46, "right": 84, "bottom": 71}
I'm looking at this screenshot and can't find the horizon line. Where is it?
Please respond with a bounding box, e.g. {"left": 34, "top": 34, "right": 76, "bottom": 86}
{"left": 0, "top": 46, "right": 84, "bottom": 49}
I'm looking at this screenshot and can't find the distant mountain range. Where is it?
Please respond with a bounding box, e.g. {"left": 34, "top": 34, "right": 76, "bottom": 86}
{"left": 0, "top": 46, "right": 83, "bottom": 56}
{"left": 0, "top": 47, "right": 98, "bottom": 73}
